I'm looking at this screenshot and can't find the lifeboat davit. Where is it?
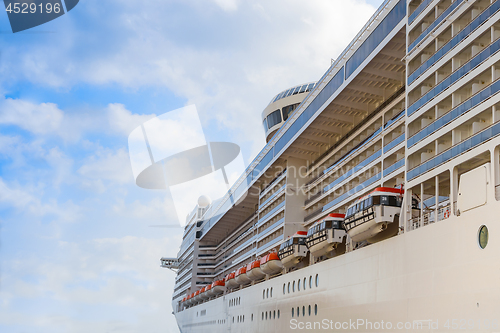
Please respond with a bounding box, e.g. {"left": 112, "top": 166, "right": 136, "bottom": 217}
{"left": 199, "top": 286, "right": 209, "bottom": 300}
{"left": 260, "top": 252, "right": 283, "bottom": 275}
{"left": 246, "top": 260, "right": 266, "bottom": 281}
{"left": 235, "top": 266, "right": 251, "bottom": 285}
{"left": 306, "top": 213, "right": 346, "bottom": 258}
{"left": 344, "top": 187, "right": 404, "bottom": 243}
{"left": 211, "top": 280, "right": 225, "bottom": 295}
{"left": 225, "top": 272, "right": 239, "bottom": 289}
{"left": 278, "top": 231, "right": 309, "bottom": 269}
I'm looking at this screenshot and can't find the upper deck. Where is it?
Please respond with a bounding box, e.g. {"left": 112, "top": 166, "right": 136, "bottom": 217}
{"left": 171, "top": 0, "right": 500, "bottom": 306}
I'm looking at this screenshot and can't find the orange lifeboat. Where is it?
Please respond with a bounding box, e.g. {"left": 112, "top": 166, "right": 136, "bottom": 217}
{"left": 186, "top": 293, "right": 193, "bottom": 305}
{"left": 235, "top": 266, "right": 251, "bottom": 285}
{"left": 200, "top": 286, "right": 209, "bottom": 300}
{"left": 246, "top": 260, "right": 266, "bottom": 281}
{"left": 260, "top": 252, "right": 283, "bottom": 275}
{"left": 211, "top": 280, "right": 225, "bottom": 295}
{"left": 193, "top": 289, "right": 201, "bottom": 303}
{"left": 205, "top": 283, "right": 214, "bottom": 297}
{"left": 225, "top": 272, "right": 238, "bottom": 289}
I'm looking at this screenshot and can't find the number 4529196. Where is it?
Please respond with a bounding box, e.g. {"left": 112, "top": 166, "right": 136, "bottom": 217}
{"left": 6, "top": 2, "right": 61, "bottom": 14}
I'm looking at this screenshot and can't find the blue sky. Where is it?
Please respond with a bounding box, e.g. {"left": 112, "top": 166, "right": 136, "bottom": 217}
{"left": 0, "top": 0, "right": 383, "bottom": 332}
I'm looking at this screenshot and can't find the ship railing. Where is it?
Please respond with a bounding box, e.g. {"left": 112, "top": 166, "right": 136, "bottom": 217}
{"left": 407, "top": 203, "right": 451, "bottom": 231}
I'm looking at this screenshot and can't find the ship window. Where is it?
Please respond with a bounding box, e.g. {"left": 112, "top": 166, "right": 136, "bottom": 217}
{"left": 308, "top": 305, "right": 311, "bottom": 316}
{"left": 306, "top": 83, "right": 315, "bottom": 92}
{"left": 252, "top": 314, "right": 253, "bottom": 321}
{"left": 263, "top": 118, "right": 268, "bottom": 132}
{"left": 283, "top": 103, "right": 299, "bottom": 121}
{"left": 381, "top": 195, "right": 389, "bottom": 205}
{"left": 270, "top": 287, "right": 273, "bottom": 297}
{"left": 292, "top": 308, "right": 294, "bottom": 317}
{"left": 267, "top": 109, "right": 282, "bottom": 129}
{"left": 288, "top": 282, "right": 290, "bottom": 293}
{"left": 298, "top": 279, "right": 301, "bottom": 291}
{"left": 286, "top": 88, "right": 295, "bottom": 97}
{"left": 297, "top": 307, "right": 300, "bottom": 317}
{"left": 372, "top": 195, "right": 381, "bottom": 205}
{"left": 274, "top": 310, "right": 276, "bottom": 319}
{"left": 315, "top": 304, "right": 318, "bottom": 315}
{"left": 283, "top": 284, "right": 285, "bottom": 295}
{"left": 479, "top": 225, "right": 489, "bottom": 249}
{"left": 278, "top": 310, "right": 280, "bottom": 319}
{"left": 303, "top": 278, "right": 306, "bottom": 290}
{"left": 233, "top": 317, "right": 234, "bottom": 323}
{"left": 303, "top": 306, "right": 305, "bottom": 316}
{"left": 293, "top": 280, "right": 295, "bottom": 292}
{"left": 315, "top": 274, "right": 319, "bottom": 287}
{"left": 265, "top": 312, "right": 268, "bottom": 320}
{"left": 309, "top": 276, "right": 312, "bottom": 288}
{"left": 299, "top": 84, "right": 307, "bottom": 93}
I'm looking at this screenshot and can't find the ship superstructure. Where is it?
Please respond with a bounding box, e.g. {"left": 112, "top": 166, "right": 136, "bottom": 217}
{"left": 160, "top": 0, "right": 500, "bottom": 331}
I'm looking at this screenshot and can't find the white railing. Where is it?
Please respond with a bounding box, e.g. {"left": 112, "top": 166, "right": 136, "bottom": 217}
{"left": 407, "top": 203, "right": 451, "bottom": 231}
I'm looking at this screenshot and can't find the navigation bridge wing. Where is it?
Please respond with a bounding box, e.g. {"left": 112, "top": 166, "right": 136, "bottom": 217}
{"left": 160, "top": 257, "right": 180, "bottom": 270}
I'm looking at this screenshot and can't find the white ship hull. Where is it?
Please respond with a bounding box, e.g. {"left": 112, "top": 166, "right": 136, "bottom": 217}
{"left": 175, "top": 202, "right": 500, "bottom": 332}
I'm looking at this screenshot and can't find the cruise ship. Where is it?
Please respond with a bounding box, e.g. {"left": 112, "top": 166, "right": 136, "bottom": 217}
{"left": 159, "top": 0, "right": 500, "bottom": 331}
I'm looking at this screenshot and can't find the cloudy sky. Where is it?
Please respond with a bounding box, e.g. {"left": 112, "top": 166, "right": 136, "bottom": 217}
{"left": 0, "top": 0, "right": 383, "bottom": 332}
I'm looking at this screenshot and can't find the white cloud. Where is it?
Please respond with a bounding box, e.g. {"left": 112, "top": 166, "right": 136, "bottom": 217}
{"left": 0, "top": 177, "right": 80, "bottom": 222}
{"left": 0, "top": 97, "right": 63, "bottom": 134}
{"left": 213, "top": 0, "right": 239, "bottom": 11}
{"left": 0, "top": 235, "right": 182, "bottom": 333}
{"left": 107, "top": 103, "right": 156, "bottom": 136}
{"left": 78, "top": 147, "right": 134, "bottom": 186}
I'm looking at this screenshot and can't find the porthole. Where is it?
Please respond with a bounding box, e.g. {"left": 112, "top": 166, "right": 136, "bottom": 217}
{"left": 251, "top": 314, "right": 253, "bottom": 321}
{"left": 314, "top": 304, "right": 318, "bottom": 315}
{"left": 303, "top": 306, "right": 305, "bottom": 316}
{"left": 293, "top": 280, "right": 296, "bottom": 292}
{"left": 479, "top": 225, "right": 489, "bottom": 249}
{"left": 267, "top": 288, "right": 269, "bottom": 298}
{"left": 262, "top": 312, "right": 264, "bottom": 320}
{"left": 283, "top": 284, "right": 286, "bottom": 295}
{"left": 263, "top": 290, "right": 265, "bottom": 299}
{"left": 274, "top": 310, "right": 276, "bottom": 319}
{"left": 270, "top": 287, "right": 273, "bottom": 297}
{"left": 243, "top": 315, "right": 245, "bottom": 322}
{"left": 278, "top": 310, "right": 280, "bottom": 319}
{"left": 309, "top": 276, "right": 312, "bottom": 288}
{"left": 308, "top": 305, "right": 311, "bottom": 316}
{"left": 315, "top": 274, "right": 319, "bottom": 287}
{"left": 297, "top": 307, "right": 300, "bottom": 317}
{"left": 239, "top": 297, "right": 240, "bottom": 304}
{"left": 233, "top": 317, "right": 234, "bottom": 323}
{"left": 303, "top": 277, "right": 306, "bottom": 290}
{"left": 298, "top": 279, "right": 301, "bottom": 291}
{"left": 292, "top": 308, "right": 294, "bottom": 317}
{"left": 266, "top": 312, "right": 268, "bottom": 320}
{"left": 288, "top": 282, "right": 290, "bottom": 293}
